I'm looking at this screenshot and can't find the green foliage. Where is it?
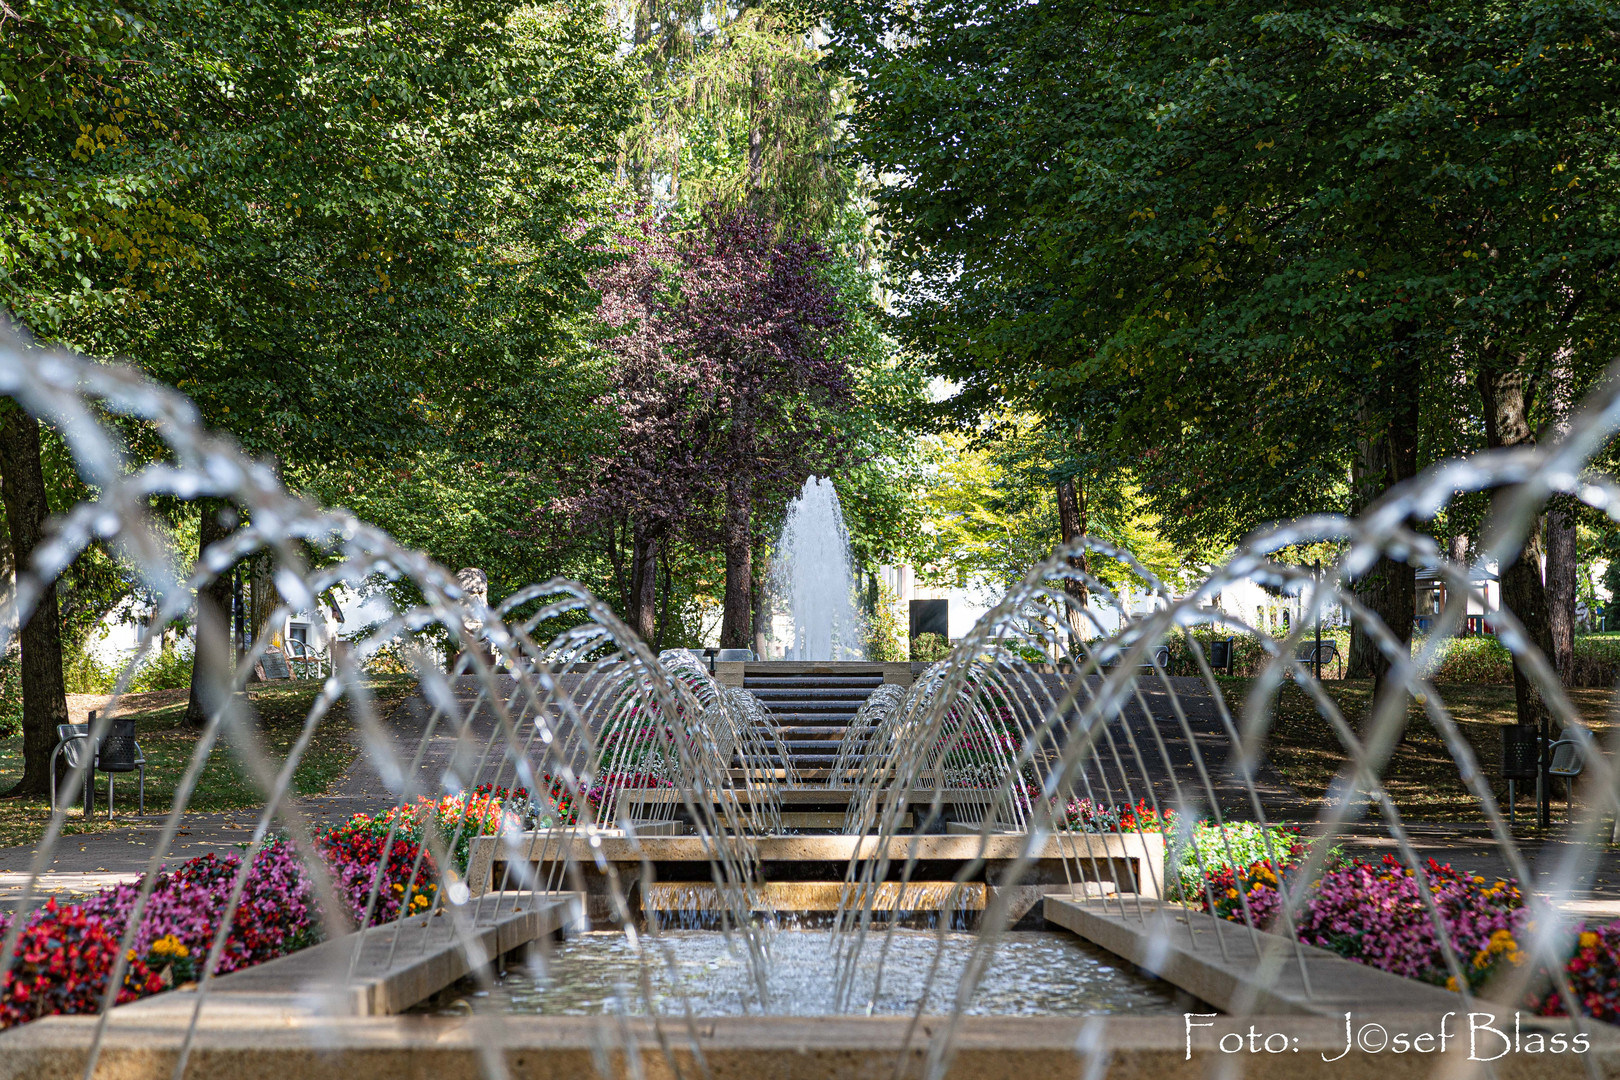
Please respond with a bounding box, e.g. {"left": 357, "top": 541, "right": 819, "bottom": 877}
{"left": 129, "top": 639, "right": 195, "bottom": 693}
{"left": 910, "top": 632, "right": 950, "bottom": 662}
{"left": 1423, "top": 637, "right": 1515, "bottom": 685}
{"left": 1604, "top": 560, "right": 1620, "bottom": 625}
{"left": 914, "top": 418, "right": 1197, "bottom": 600}
{"left": 1161, "top": 627, "right": 1350, "bottom": 679}
{"left": 623, "top": 2, "right": 853, "bottom": 234}
{"left": 1166, "top": 821, "right": 1309, "bottom": 900}
{"left": 864, "top": 583, "right": 906, "bottom": 662}
{"left": 1423, "top": 635, "right": 1620, "bottom": 688}
{"left": 60, "top": 639, "right": 117, "bottom": 695}
{"left": 833, "top": 0, "right": 1620, "bottom": 546}
{"left": 0, "top": 657, "right": 21, "bottom": 739}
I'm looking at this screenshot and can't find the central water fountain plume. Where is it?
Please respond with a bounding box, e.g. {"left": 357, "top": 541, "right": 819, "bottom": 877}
{"left": 768, "top": 475, "right": 866, "bottom": 661}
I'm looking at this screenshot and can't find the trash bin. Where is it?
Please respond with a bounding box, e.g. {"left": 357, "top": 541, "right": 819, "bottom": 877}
{"left": 1501, "top": 725, "right": 1540, "bottom": 780}
{"left": 1501, "top": 724, "right": 1540, "bottom": 825}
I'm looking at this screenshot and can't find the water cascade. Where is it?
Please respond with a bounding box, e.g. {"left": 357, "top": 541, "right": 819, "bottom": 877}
{"left": 769, "top": 475, "right": 866, "bottom": 660}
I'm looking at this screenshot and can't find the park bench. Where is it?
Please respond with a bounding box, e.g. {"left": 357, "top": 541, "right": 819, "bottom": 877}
{"left": 1095, "top": 643, "right": 1170, "bottom": 674}
{"left": 50, "top": 711, "right": 145, "bottom": 817}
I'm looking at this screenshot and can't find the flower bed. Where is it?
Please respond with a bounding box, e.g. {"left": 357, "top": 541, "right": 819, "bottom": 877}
{"left": 0, "top": 843, "right": 318, "bottom": 1030}
{"left": 1059, "top": 799, "right": 1311, "bottom": 901}
{"left": 0, "top": 781, "right": 646, "bottom": 1030}
{"left": 1194, "top": 851, "right": 1615, "bottom": 1005}
{"left": 1068, "top": 803, "right": 1620, "bottom": 1021}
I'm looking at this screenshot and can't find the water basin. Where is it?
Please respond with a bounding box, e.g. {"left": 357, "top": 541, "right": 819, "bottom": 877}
{"left": 421, "top": 930, "right": 1184, "bottom": 1017}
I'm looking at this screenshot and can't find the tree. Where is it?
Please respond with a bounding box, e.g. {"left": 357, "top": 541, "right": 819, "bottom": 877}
{"left": 4, "top": 0, "right": 638, "bottom": 763}
{"left": 832, "top": 0, "right": 1620, "bottom": 708}
{"left": 619, "top": 1, "right": 852, "bottom": 232}
{"left": 554, "top": 209, "right": 852, "bottom": 646}
{"left": 688, "top": 212, "right": 851, "bottom": 645}
{"left": 552, "top": 214, "right": 715, "bottom": 639}
{"left": 0, "top": 402, "right": 68, "bottom": 796}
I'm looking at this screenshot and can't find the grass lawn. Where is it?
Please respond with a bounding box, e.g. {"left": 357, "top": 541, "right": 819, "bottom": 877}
{"left": 0, "top": 675, "right": 415, "bottom": 849}
{"left": 1238, "top": 677, "right": 1617, "bottom": 822}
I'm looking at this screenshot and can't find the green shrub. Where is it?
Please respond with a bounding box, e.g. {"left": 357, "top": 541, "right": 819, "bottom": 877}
{"left": 1423, "top": 634, "right": 1620, "bottom": 687}
{"left": 864, "top": 584, "right": 907, "bottom": 662}
{"left": 1166, "top": 820, "right": 1343, "bottom": 900}
{"left": 1424, "top": 635, "right": 1512, "bottom": 683}
{"left": 1163, "top": 628, "right": 1275, "bottom": 677}
{"left": 1569, "top": 636, "right": 1620, "bottom": 687}
{"left": 910, "top": 632, "right": 950, "bottom": 662}
{"left": 130, "top": 638, "right": 194, "bottom": 692}
{"left": 62, "top": 642, "right": 118, "bottom": 694}
{"left": 1014, "top": 643, "right": 1050, "bottom": 665}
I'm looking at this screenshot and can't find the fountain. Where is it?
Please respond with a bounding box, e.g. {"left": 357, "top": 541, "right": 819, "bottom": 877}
{"left": 4, "top": 326, "right": 1619, "bottom": 1079}
{"left": 768, "top": 475, "right": 865, "bottom": 661}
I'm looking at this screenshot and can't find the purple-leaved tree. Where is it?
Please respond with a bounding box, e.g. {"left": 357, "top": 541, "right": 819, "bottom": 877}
{"left": 553, "top": 209, "right": 850, "bottom": 645}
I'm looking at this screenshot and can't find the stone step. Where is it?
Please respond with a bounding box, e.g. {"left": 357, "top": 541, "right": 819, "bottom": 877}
{"left": 747, "top": 686, "right": 881, "bottom": 699}
{"left": 744, "top": 676, "right": 884, "bottom": 689}
{"left": 743, "top": 671, "right": 885, "bottom": 773}
{"left": 762, "top": 711, "right": 863, "bottom": 725}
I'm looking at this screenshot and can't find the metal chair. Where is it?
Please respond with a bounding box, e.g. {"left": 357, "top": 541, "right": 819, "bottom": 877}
{"left": 284, "top": 636, "right": 330, "bottom": 679}
{"left": 1294, "top": 641, "right": 1342, "bottom": 679}
{"left": 50, "top": 713, "right": 145, "bottom": 816}
{"left": 1548, "top": 725, "right": 1593, "bottom": 819}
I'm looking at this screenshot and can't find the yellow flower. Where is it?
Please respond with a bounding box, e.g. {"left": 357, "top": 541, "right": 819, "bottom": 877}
{"left": 1226, "top": 888, "right": 1238, "bottom": 899}
{"left": 1473, "top": 876, "right": 1485, "bottom": 884}
{"left": 150, "top": 934, "right": 189, "bottom": 960}
{"left": 393, "top": 882, "right": 405, "bottom": 893}
{"left": 1580, "top": 931, "right": 1599, "bottom": 951}
{"left": 1445, "top": 975, "right": 1460, "bottom": 991}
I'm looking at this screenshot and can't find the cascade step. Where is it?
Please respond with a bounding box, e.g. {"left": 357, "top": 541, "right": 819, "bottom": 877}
{"left": 741, "top": 668, "right": 890, "bottom": 775}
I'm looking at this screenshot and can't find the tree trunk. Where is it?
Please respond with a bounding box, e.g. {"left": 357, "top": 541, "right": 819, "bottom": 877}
{"left": 0, "top": 403, "right": 68, "bottom": 797}
{"left": 185, "top": 498, "right": 237, "bottom": 728}
{"left": 1344, "top": 383, "right": 1421, "bottom": 687}
{"left": 752, "top": 547, "right": 770, "bottom": 657}
{"left": 1443, "top": 534, "right": 1471, "bottom": 620}
{"left": 720, "top": 477, "right": 752, "bottom": 649}
{"left": 628, "top": 524, "right": 657, "bottom": 644}
{"left": 1477, "top": 361, "right": 1556, "bottom": 730}
{"left": 653, "top": 544, "right": 673, "bottom": 650}
{"left": 1545, "top": 505, "right": 1577, "bottom": 679}
{"left": 249, "top": 552, "right": 280, "bottom": 659}
{"left": 747, "top": 64, "right": 767, "bottom": 192}
{"left": 1544, "top": 360, "right": 1577, "bottom": 680}
{"left": 1055, "top": 477, "right": 1091, "bottom": 644}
